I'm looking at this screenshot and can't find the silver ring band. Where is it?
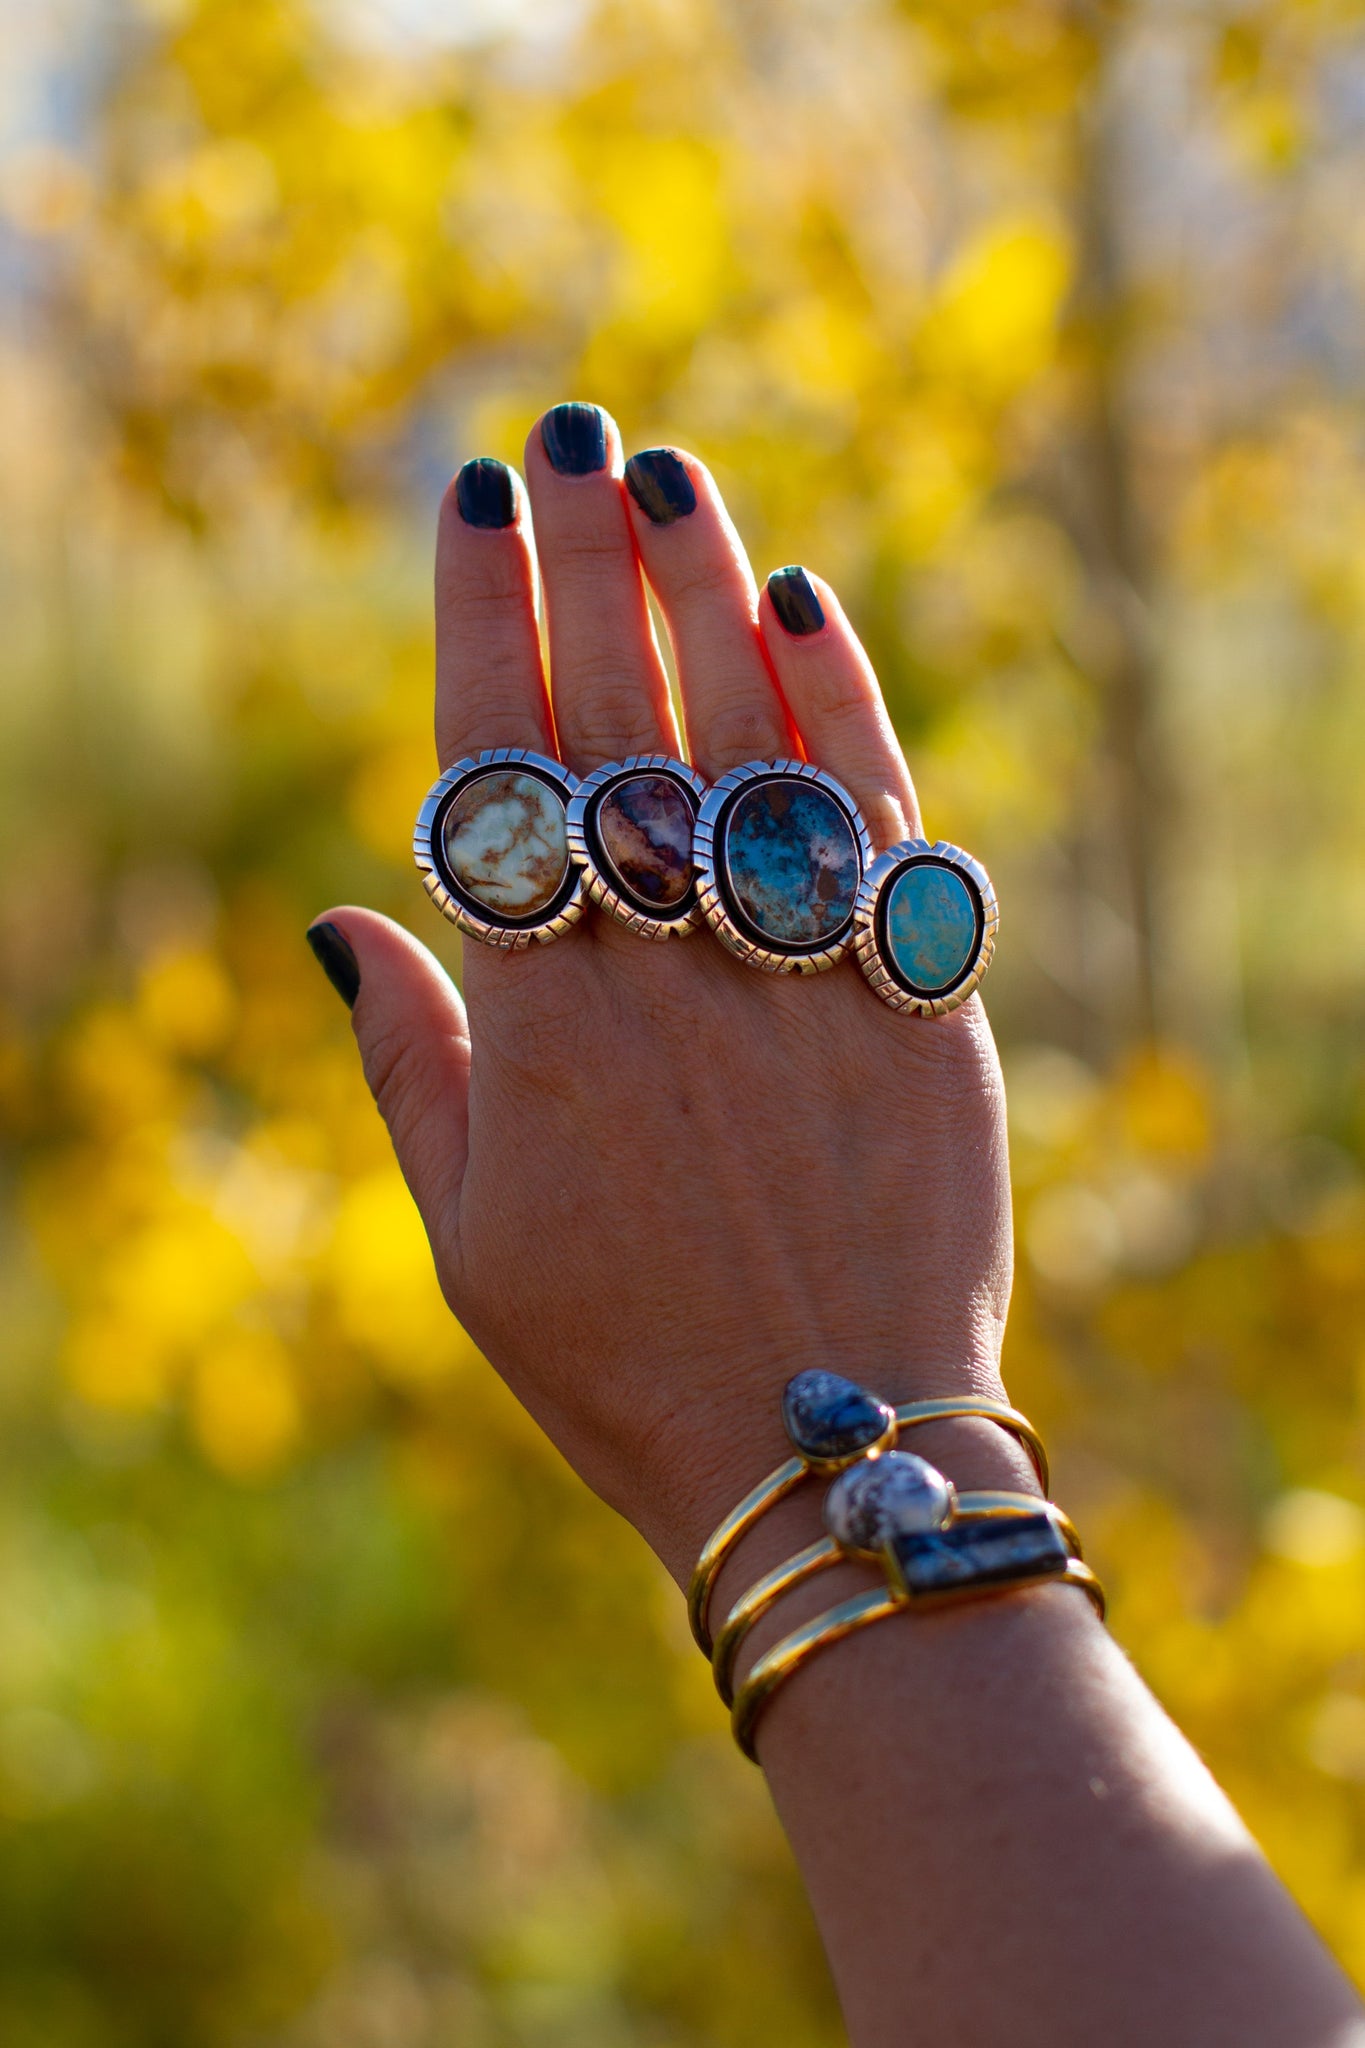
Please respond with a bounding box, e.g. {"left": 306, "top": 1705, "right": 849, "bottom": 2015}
{"left": 853, "top": 838, "right": 998, "bottom": 1014}
{"left": 694, "top": 760, "right": 873, "bottom": 974}
{"left": 566, "top": 755, "right": 708, "bottom": 938}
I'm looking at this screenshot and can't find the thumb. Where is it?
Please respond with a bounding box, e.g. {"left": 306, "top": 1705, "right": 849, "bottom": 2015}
{"left": 306, "top": 908, "right": 471, "bottom": 1242}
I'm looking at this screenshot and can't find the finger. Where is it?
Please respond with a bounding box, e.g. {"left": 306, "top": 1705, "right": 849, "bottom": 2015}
{"left": 524, "top": 403, "right": 679, "bottom": 772}
{"left": 307, "top": 909, "right": 471, "bottom": 1253}
{"left": 435, "top": 458, "right": 553, "bottom": 768}
{"left": 624, "top": 447, "right": 796, "bottom": 779}
{"left": 760, "top": 566, "right": 921, "bottom": 849}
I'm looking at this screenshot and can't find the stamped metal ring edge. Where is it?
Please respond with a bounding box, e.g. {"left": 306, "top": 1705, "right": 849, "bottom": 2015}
{"left": 566, "top": 754, "right": 709, "bottom": 939}
{"left": 694, "top": 758, "right": 874, "bottom": 976}
{"left": 414, "top": 746, "right": 587, "bottom": 950}
{"left": 852, "top": 838, "right": 998, "bottom": 1015}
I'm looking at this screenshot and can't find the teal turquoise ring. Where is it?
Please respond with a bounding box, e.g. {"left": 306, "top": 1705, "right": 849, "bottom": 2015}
{"left": 566, "top": 755, "right": 708, "bottom": 938}
{"left": 852, "top": 839, "right": 998, "bottom": 1016}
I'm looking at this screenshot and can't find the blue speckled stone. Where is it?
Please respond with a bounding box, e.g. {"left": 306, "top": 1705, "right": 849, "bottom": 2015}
{"left": 888, "top": 1514, "right": 1068, "bottom": 1596}
{"left": 723, "top": 780, "right": 859, "bottom": 946}
{"left": 885, "top": 861, "right": 978, "bottom": 992}
{"left": 781, "top": 1370, "right": 891, "bottom": 1462}
{"left": 823, "top": 1451, "right": 953, "bottom": 1553}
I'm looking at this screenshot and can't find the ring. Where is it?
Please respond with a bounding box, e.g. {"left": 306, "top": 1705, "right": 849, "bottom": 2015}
{"left": 414, "top": 748, "right": 586, "bottom": 948}
{"left": 694, "top": 760, "right": 873, "bottom": 973}
{"left": 852, "top": 839, "right": 998, "bottom": 1015}
{"left": 566, "top": 756, "right": 708, "bottom": 938}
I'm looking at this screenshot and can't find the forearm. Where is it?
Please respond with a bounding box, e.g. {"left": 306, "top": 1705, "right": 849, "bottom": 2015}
{"left": 765, "top": 1598, "right": 1359, "bottom": 2047}
{"left": 689, "top": 1417, "right": 1364, "bottom": 2048}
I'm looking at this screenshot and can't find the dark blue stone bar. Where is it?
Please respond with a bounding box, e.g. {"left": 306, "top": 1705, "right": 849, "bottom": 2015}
{"left": 886, "top": 1513, "right": 1069, "bottom": 1599}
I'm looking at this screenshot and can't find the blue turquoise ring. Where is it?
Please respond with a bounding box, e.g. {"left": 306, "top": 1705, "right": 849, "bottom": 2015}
{"left": 414, "top": 748, "right": 586, "bottom": 948}
{"left": 852, "top": 839, "right": 998, "bottom": 1016}
{"left": 566, "top": 755, "right": 708, "bottom": 938}
{"left": 694, "top": 761, "right": 873, "bottom": 973}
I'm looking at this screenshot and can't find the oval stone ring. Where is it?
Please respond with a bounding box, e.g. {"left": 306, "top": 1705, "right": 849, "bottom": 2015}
{"left": 414, "top": 748, "right": 587, "bottom": 948}
{"left": 694, "top": 760, "right": 873, "bottom": 974}
{"left": 852, "top": 839, "right": 998, "bottom": 1015}
{"left": 566, "top": 755, "right": 708, "bottom": 938}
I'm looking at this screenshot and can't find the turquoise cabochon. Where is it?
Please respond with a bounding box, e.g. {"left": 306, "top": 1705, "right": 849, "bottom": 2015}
{"left": 882, "top": 860, "right": 981, "bottom": 993}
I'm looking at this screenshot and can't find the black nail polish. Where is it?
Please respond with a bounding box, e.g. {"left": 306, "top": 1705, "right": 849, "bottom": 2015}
{"left": 307, "top": 922, "right": 360, "bottom": 1010}
{"left": 541, "top": 402, "right": 608, "bottom": 475}
{"left": 624, "top": 448, "right": 696, "bottom": 525}
{"left": 767, "top": 565, "right": 825, "bottom": 636}
{"left": 455, "top": 458, "right": 516, "bottom": 529}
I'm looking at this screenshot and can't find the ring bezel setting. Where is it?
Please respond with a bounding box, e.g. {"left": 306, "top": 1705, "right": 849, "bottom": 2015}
{"left": 853, "top": 839, "right": 998, "bottom": 1015}
{"left": 694, "top": 760, "right": 873, "bottom": 974}
{"left": 414, "top": 747, "right": 586, "bottom": 948}
{"left": 566, "top": 755, "right": 708, "bottom": 938}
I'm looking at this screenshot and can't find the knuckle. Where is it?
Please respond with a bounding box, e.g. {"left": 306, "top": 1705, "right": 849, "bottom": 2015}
{"left": 560, "top": 678, "right": 662, "bottom": 762}
{"left": 548, "top": 526, "right": 630, "bottom": 578}
{"left": 487, "top": 1023, "right": 584, "bottom": 1116}
{"left": 665, "top": 551, "right": 743, "bottom": 611}
{"left": 444, "top": 576, "right": 528, "bottom": 618}
{"left": 702, "top": 698, "right": 788, "bottom": 767}
{"left": 438, "top": 680, "right": 545, "bottom": 759}
{"left": 863, "top": 789, "right": 910, "bottom": 848}
{"left": 802, "top": 664, "right": 870, "bottom": 724}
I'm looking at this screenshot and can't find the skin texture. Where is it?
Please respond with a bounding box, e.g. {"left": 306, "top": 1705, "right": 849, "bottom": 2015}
{"left": 313, "top": 404, "right": 1365, "bottom": 2048}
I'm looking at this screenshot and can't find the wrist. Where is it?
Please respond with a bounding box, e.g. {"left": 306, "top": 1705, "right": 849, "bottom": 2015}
{"left": 706, "top": 1408, "right": 1043, "bottom": 1682}
{"left": 641, "top": 1353, "right": 1028, "bottom": 1593}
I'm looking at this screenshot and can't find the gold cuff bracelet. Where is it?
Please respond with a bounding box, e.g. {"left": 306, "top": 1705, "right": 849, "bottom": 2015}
{"left": 687, "top": 1395, "right": 1050, "bottom": 1656}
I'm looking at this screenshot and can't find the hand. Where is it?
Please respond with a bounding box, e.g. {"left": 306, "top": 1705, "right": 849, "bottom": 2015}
{"left": 311, "top": 403, "right": 1016, "bottom": 1585}
{"left": 310, "top": 408, "right": 1365, "bottom": 2047}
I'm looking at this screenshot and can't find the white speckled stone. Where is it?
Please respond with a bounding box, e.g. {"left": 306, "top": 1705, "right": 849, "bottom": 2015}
{"left": 443, "top": 771, "right": 569, "bottom": 915}
{"left": 823, "top": 1450, "right": 953, "bottom": 1553}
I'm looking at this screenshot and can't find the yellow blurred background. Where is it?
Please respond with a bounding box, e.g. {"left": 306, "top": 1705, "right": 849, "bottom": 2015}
{"left": 3, "top": 0, "right": 1365, "bottom": 2040}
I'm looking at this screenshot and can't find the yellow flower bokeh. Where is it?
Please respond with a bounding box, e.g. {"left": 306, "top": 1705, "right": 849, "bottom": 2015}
{"left": 4, "top": 0, "right": 1365, "bottom": 2040}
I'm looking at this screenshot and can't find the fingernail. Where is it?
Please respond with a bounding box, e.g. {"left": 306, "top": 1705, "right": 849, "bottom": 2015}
{"left": 455, "top": 458, "right": 516, "bottom": 529}
{"left": 307, "top": 922, "right": 360, "bottom": 1010}
{"left": 767, "top": 565, "right": 825, "bottom": 637}
{"left": 624, "top": 448, "right": 696, "bottom": 525}
{"left": 541, "top": 402, "right": 608, "bottom": 476}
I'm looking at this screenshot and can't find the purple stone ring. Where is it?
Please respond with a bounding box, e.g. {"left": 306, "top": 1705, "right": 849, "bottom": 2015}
{"left": 853, "top": 838, "right": 999, "bottom": 1017}
{"left": 566, "top": 756, "right": 709, "bottom": 939}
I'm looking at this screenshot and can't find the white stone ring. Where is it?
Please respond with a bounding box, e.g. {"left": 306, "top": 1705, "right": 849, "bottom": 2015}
{"left": 566, "top": 755, "right": 709, "bottom": 939}
{"left": 852, "top": 839, "right": 998, "bottom": 1015}
{"left": 414, "top": 748, "right": 587, "bottom": 947}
